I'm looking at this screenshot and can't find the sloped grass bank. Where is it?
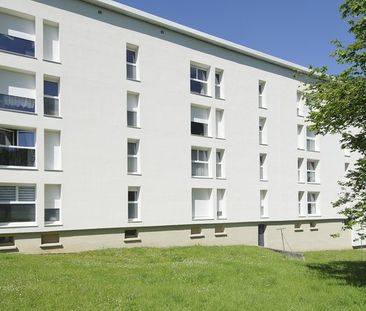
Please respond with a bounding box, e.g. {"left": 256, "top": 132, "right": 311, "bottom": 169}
{"left": 0, "top": 246, "right": 365, "bottom": 310}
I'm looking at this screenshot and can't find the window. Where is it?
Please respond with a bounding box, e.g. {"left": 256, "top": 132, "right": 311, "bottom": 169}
{"left": 345, "top": 162, "right": 350, "bottom": 177}
{"left": 306, "top": 127, "right": 318, "bottom": 151}
{"left": 126, "top": 45, "right": 138, "bottom": 80}
{"left": 307, "top": 160, "right": 319, "bottom": 183}
{"left": 127, "top": 92, "right": 139, "bottom": 127}
{"left": 298, "top": 191, "right": 305, "bottom": 216}
{"left": 297, "top": 92, "right": 304, "bottom": 117}
{"left": 41, "top": 233, "right": 60, "bottom": 245}
{"left": 216, "top": 149, "right": 225, "bottom": 178}
{"left": 191, "top": 105, "right": 210, "bottom": 136}
{"left": 0, "top": 236, "right": 15, "bottom": 247}
{"left": 0, "top": 12, "right": 35, "bottom": 57}
{"left": 217, "top": 189, "right": 226, "bottom": 219}
{"left": 260, "top": 190, "right": 268, "bottom": 217}
{"left": 43, "top": 21, "right": 60, "bottom": 62}
{"left": 44, "top": 130, "right": 61, "bottom": 170}
{"left": 259, "top": 117, "right": 267, "bottom": 145}
{"left": 215, "top": 225, "right": 226, "bottom": 235}
{"left": 259, "top": 153, "right": 267, "bottom": 180}
{"left": 125, "top": 229, "right": 138, "bottom": 239}
{"left": 297, "top": 125, "right": 305, "bottom": 150}
{"left": 298, "top": 158, "right": 304, "bottom": 182}
{"left": 0, "top": 69, "right": 35, "bottom": 113}
{"left": 258, "top": 81, "right": 266, "bottom": 108}
{"left": 191, "top": 226, "right": 202, "bottom": 236}
{"left": 215, "top": 70, "right": 223, "bottom": 99}
{"left": 0, "top": 185, "right": 36, "bottom": 224}
{"left": 215, "top": 109, "right": 224, "bottom": 139}
{"left": 0, "top": 127, "right": 36, "bottom": 167}
{"left": 44, "top": 184, "right": 61, "bottom": 224}
{"left": 127, "top": 140, "right": 139, "bottom": 174}
{"left": 44, "top": 78, "right": 60, "bottom": 116}
{"left": 307, "top": 192, "right": 319, "bottom": 215}
{"left": 128, "top": 187, "right": 140, "bottom": 221}
{"left": 190, "top": 65, "right": 209, "bottom": 96}
{"left": 191, "top": 148, "right": 210, "bottom": 177}
{"left": 192, "top": 188, "right": 213, "bottom": 220}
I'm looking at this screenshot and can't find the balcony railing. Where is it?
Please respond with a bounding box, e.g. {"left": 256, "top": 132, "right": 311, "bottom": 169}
{"left": 0, "top": 93, "right": 35, "bottom": 113}
{"left": 0, "top": 145, "right": 36, "bottom": 167}
{"left": 0, "top": 33, "right": 35, "bottom": 57}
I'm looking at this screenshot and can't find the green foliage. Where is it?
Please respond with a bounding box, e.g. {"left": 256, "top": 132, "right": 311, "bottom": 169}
{"left": 0, "top": 246, "right": 366, "bottom": 310}
{"left": 303, "top": 0, "right": 366, "bottom": 228}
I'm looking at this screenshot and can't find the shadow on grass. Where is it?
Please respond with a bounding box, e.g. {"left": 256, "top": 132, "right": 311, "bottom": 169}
{"left": 306, "top": 260, "right": 366, "bottom": 287}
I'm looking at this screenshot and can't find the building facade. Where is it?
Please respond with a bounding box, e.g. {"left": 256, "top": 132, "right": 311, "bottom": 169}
{"left": 0, "top": 0, "right": 355, "bottom": 253}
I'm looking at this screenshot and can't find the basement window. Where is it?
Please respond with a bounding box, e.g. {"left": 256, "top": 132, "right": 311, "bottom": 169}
{"left": 190, "top": 226, "right": 204, "bottom": 238}
{"left": 125, "top": 229, "right": 138, "bottom": 239}
{"left": 0, "top": 236, "right": 15, "bottom": 247}
{"left": 41, "top": 233, "right": 60, "bottom": 244}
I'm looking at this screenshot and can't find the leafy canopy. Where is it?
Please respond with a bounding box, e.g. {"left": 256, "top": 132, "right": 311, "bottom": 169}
{"left": 304, "top": 0, "right": 366, "bottom": 228}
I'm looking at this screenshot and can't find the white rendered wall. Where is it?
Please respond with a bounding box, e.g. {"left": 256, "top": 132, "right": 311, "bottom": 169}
{"left": 0, "top": 0, "right": 355, "bottom": 237}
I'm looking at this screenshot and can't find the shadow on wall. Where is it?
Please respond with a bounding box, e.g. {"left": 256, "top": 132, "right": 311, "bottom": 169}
{"left": 306, "top": 260, "right": 366, "bottom": 287}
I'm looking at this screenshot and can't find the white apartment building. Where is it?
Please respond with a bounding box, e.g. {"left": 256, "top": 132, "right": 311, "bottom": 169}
{"left": 0, "top": 0, "right": 355, "bottom": 253}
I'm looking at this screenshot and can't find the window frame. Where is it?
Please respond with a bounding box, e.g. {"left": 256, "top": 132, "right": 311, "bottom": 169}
{"left": 306, "top": 127, "right": 318, "bottom": 152}
{"left": 298, "top": 191, "right": 305, "bottom": 216}
{"left": 127, "top": 92, "right": 140, "bottom": 128}
{"left": 215, "top": 69, "right": 224, "bottom": 99}
{"left": 190, "top": 64, "right": 209, "bottom": 96}
{"left": 128, "top": 187, "right": 140, "bottom": 222}
{"left": 191, "top": 105, "right": 210, "bottom": 137}
{"left": 297, "top": 92, "right": 304, "bottom": 117}
{"left": 307, "top": 192, "right": 319, "bottom": 215}
{"left": 215, "top": 109, "right": 225, "bottom": 139}
{"left": 127, "top": 140, "right": 140, "bottom": 174}
{"left": 216, "top": 149, "right": 225, "bottom": 179}
{"left": 0, "top": 184, "right": 36, "bottom": 226}
{"left": 259, "top": 153, "right": 267, "bottom": 181}
{"left": 126, "top": 44, "right": 139, "bottom": 81}
{"left": 0, "top": 128, "right": 36, "bottom": 168}
{"left": 259, "top": 117, "right": 267, "bottom": 145}
{"left": 191, "top": 147, "right": 211, "bottom": 178}
{"left": 260, "top": 189, "right": 268, "bottom": 218}
{"left": 258, "top": 80, "right": 266, "bottom": 108}
{"left": 44, "top": 184, "right": 61, "bottom": 226}
{"left": 43, "top": 78, "right": 60, "bottom": 117}
{"left": 217, "top": 189, "right": 226, "bottom": 219}
{"left": 307, "top": 159, "right": 319, "bottom": 183}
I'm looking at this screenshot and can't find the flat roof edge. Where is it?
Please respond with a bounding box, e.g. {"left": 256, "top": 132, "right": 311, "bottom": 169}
{"left": 82, "top": 0, "right": 310, "bottom": 73}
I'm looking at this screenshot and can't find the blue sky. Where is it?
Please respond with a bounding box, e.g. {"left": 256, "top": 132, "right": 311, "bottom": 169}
{"left": 115, "top": 0, "right": 352, "bottom": 74}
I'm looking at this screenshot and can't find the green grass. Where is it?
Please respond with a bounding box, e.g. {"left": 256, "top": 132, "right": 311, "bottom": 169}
{"left": 0, "top": 246, "right": 365, "bottom": 310}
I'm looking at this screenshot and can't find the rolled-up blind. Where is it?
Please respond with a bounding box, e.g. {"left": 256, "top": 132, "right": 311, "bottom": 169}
{"left": 18, "top": 186, "right": 36, "bottom": 201}
{"left": 0, "top": 186, "right": 16, "bottom": 202}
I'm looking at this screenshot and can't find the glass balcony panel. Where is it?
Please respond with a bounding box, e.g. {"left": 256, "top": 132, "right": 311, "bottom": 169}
{"left": 0, "top": 93, "right": 35, "bottom": 113}
{"left": 0, "top": 146, "right": 36, "bottom": 167}
{"left": 0, "top": 33, "right": 35, "bottom": 57}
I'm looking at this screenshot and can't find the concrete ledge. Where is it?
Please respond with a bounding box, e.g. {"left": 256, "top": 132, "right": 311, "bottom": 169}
{"left": 124, "top": 238, "right": 142, "bottom": 243}
{"left": 190, "top": 234, "right": 205, "bottom": 239}
{"left": 40, "top": 243, "right": 63, "bottom": 249}
{"left": 0, "top": 245, "right": 18, "bottom": 252}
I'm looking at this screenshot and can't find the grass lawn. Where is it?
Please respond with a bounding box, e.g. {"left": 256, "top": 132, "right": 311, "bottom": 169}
{"left": 0, "top": 246, "right": 365, "bottom": 310}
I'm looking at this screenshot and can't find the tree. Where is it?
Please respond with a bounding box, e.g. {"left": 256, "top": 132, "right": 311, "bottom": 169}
{"left": 303, "top": 0, "right": 366, "bottom": 229}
